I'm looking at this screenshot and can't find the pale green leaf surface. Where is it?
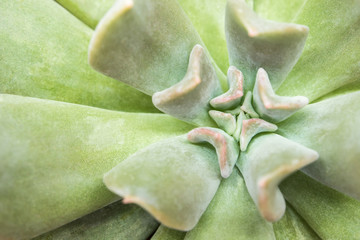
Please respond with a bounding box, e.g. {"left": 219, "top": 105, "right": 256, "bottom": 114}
{"left": 152, "top": 45, "right": 222, "bottom": 127}
{"left": 35, "top": 201, "right": 159, "bottom": 240}
{"left": 55, "top": 0, "right": 115, "bottom": 29}
{"left": 278, "top": 91, "right": 360, "bottom": 200}
{"left": 185, "top": 169, "right": 275, "bottom": 240}
{"left": 226, "top": 0, "right": 308, "bottom": 92}
{"left": 238, "top": 133, "right": 318, "bottom": 222}
{"left": 151, "top": 225, "right": 186, "bottom": 240}
{"left": 280, "top": 172, "right": 360, "bottom": 239}
{"left": 314, "top": 79, "right": 360, "bottom": 103}
{"left": 0, "top": 94, "right": 192, "bottom": 239}
{"left": 253, "top": 0, "right": 307, "bottom": 23}
{"left": 188, "top": 127, "right": 239, "bottom": 178}
{"left": 273, "top": 203, "right": 320, "bottom": 240}
{"left": 103, "top": 135, "right": 221, "bottom": 231}
{"left": 0, "top": 0, "right": 158, "bottom": 113}
{"left": 275, "top": 0, "right": 360, "bottom": 101}
{"left": 177, "top": 0, "right": 229, "bottom": 74}
{"left": 89, "top": 0, "right": 226, "bottom": 96}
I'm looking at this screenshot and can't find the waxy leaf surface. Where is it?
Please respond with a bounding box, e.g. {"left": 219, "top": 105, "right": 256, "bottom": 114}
{"left": 0, "top": 94, "right": 192, "bottom": 239}
{"left": 152, "top": 45, "right": 222, "bottom": 127}
{"left": 274, "top": 0, "right": 360, "bottom": 101}
{"left": 104, "top": 135, "right": 221, "bottom": 231}
{"left": 226, "top": 0, "right": 308, "bottom": 92}
{"left": 0, "top": 0, "right": 157, "bottom": 113}
{"left": 55, "top": 0, "right": 115, "bottom": 29}
{"left": 238, "top": 133, "right": 318, "bottom": 221}
{"left": 272, "top": 204, "right": 320, "bottom": 240}
{"left": 185, "top": 169, "right": 275, "bottom": 240}
{"left": 152, "top": 225, "right": 186, "bottom": 240}
{"left": 89, "top": 0, "right": 226, "bottom": 96}
{"left": 178, "top": 0, "right": 229, "bottom": 74}
{"left": 278, "top": 91, "right": 360, "bottom": 200}
{"left": 281, "top": 172, "right": 360, "bottom": 239}
{"left": 36, "top": 201, "right": 159, "bottom": 240}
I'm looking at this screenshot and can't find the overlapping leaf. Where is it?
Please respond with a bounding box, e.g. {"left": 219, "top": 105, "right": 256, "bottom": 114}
{"left": 0, "top": 94, "right": 192, "bottom": 239}
{"left": 281, "top": 172, "right": 360, "bottom": 239}
{"left": 35, "top": 201, "right": 159, "bottom": 240}
{"left": 104, "top": 135, "right": 221, "bottom": 231}
{"left": 278, "top": 91, "right": 360, "bottom": 200}
{"left": 0, "top": 0, "right": 157, "bottom": 113}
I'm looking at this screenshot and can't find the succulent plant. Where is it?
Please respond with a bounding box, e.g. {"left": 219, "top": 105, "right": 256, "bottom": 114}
{"left": 1, "top": 0, "right": 360, "bottom": 239}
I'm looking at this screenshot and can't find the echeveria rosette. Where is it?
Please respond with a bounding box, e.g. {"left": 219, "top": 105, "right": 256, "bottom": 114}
{"left": 1, "top": 0, "right": 360, "bottom": 240}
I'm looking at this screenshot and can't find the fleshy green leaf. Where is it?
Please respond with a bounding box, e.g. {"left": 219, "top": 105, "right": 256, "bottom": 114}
{"left": 238, "top": 133, "right": 318, "bottom": 221}
{"left": 55, "top": 0, "right": 115, "bottom": 29}
{"left": 210, "top": 66, "right": 244, "bottom": 110}
{"left": 254, "top": 0, "right": 307, "bottom": 23}
{"left": 185, "top": 169, "right": 275, "bottom": 240}
{"left": 152, "top": 225, "right": 186, "bottom": 240}
{"left": 278, "top": 91, "right": 360, "bottom": 200}
{"left": 281, "top": 172, "right": 360, "bottom": 239}
{"left": 188, "top": 127, "right": 239, "bottom": 178}
{"left": 275, "top": 0, "right": 360, "bottom": 101}
{"left": 0, "top": 0, "right": 157, "bottom": 113}
{"left": 177, "top": 0, "right": 229, "bottom": 73}
{"left": 273, "top": 204, "right": 320, "bottom": 240}
{"left": 240, "top": 91, "right": 259, "bottom": 118}
{"left": 253, "top": 68, "right": 308, "bottom": 123}
{"left": 239, "top": 118, "right": 277, "bottom": 151}
{"left": 103, "top": 135, "right": 221, "bottom": 231}
{"left": 152, "top": 45, "right": 222, "bottom": 127}
{"left": 89, "top": 0, "right": 226, "bottom": 96}
{"left": 0, "top": 94, "right": 192, "bottom": 239}
{"left": 225, "top": 0, "right": 308, "bottom": 92}
{"left": 35, "top": 201, "right": 159, "bottom": 240}
{"left": 209, "top": 111, "right": 237, "bottom": 135}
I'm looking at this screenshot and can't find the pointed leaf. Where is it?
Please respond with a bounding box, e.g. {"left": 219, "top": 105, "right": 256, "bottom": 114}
{"left": 104, "top": 135, "right": 221, "bottom": 231}
{"left": 273, "top": 204, "right": 320, "bottom": 240}
{"left": 239, "top": 118, "right": 277, "bottom": 151}
{"left": 253, "top": 68, "right": 308, "bottom": 123}
{"left": 152, "top": 225, "right": 186, "bottom": 240}
{"left": 188, "top": 127, "right": 240, "bottom": 178}
{"left": 55, "top": 0, "right": 115, "bottom": 29}
{"left": 276, "top": 0, "right": 360, "bottom": 101}
{"left": 177, "top": 0, "right": 229, "bottom": 73}
{"left": 238, "top": 133, "right": 318, "bottom": 221}
{"left": 209, "top": 110, "right": 237, "bottom": 135}
{"left": 0, "top": 0, "right": 157, "bottom": 113}
{"left": 240, "top": 91, "right": 259, "bottom": 118}
{"left": 152, "top": 45, "right": 222, "bottom": 126}
{"left": 281, "top": 172, "right": 360, "bottom": 239}
{"left": 89, "top": 0, "right": 226, "bottom": 95}
{"left": 278, "top": 91, "right": 360, "bottom": 200}
{"left": 35, "top": 201, "right": 159, "bottom": 240}
{"left": 185, "top": 169, "right": 275, "bottom": 240}
{"left": 0, "top": 94, "right": 192, "bottom": 239}
{"left": 225, "top": 0, "right": 308, "bottom": 92}
{"left": 210, "top": 66, "right": 244, "bottom": 110}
